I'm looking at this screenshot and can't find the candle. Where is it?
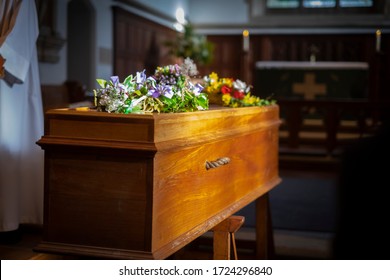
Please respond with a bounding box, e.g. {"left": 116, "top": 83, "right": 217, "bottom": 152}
{"left": 376, "top": 29, "right": 381, "bottom": 53}
{"left": 242, "top": 29, "right": 249, "bottom": 53}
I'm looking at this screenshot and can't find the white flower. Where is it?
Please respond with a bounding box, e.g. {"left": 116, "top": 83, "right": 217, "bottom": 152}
{"left": 181, "top": 57, "right": 199, "bottom": 76}
{"left": 233, "top": 79, "right": 247, "bottom": 91}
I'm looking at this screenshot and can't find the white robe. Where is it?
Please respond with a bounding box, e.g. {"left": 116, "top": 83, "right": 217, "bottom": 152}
{"left": 0, "top": 0, "right": 44, "bottom": 231}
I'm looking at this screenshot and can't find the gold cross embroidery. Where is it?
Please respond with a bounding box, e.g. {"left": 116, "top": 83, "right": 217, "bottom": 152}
{"left": 292, "top": 73, "right": 327, "bottom": 100}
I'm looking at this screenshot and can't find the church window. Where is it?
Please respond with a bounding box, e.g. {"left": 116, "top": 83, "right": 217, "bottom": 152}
{"left": 266, "top": 0, "right": 378, "bottom": 12}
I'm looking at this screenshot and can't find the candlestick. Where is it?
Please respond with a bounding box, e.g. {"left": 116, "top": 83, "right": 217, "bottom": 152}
{"left": 242, "top": 29, "right": 249, "bottom": 53}
{"left": 376, "top": 29, "right": 381, "bottom": 53}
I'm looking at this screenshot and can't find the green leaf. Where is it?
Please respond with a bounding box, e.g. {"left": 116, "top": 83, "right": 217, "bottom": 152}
{"left": 123, "top": 75, "right": 134, "bottom": 87}
{"left": 96, "top": 79, "right": 107, "bottom": 88}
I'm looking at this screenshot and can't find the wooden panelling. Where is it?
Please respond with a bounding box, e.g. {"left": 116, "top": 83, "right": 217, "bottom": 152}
{"left": 113, "top": 7, "right": 177, "bottom": 79}
{"left": 251, "top": 34, "right": 373, "bottom": 62}
{"left": 198, "top": 36, "right": 243, "bottom": 78}
{"left": 112, "top": 7, "right": 389, "bottom": 101}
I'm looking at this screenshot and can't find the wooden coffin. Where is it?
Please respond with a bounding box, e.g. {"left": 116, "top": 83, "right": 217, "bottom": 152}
{"left": 35, "top": 105, "right": 281, "bottom": 259}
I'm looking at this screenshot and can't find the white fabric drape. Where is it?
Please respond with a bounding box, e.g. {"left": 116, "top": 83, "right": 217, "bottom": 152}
{"left": 0, "top": 0, "right": 21, "bottom": 46}
{"left": 0, "top": 0, "right": 21, "bottom": 78}
{"left": 0, "top": 0, "right": 44, "bottom": 232}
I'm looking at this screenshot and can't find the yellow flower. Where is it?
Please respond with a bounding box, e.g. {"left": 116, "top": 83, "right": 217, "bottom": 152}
{"left": 209, "top": 72, "right": 219, "bottom": 82}
{"left": 206, "top": 84, "right": 219, "bottom": 94}
{"left": 222, "top": 93, "right": 231, "bottom": 105}
{"left": 243, "top": 93, "right": 257, "bottom": 105}
{"left": 220, "top": 78, "right": 233, "bottom": 88}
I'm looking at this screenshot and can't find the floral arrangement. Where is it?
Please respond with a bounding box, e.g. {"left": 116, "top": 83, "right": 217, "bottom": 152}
{"left": 93, "top": 58, "right": 208, "bottom": 114}
{"left": 202, "top": 72, "right": 275, "bottom": 107}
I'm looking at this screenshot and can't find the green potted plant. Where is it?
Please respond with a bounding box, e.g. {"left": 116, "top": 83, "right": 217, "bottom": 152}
{"left": 166, "top": 23, "right": 214, "bottom": 66}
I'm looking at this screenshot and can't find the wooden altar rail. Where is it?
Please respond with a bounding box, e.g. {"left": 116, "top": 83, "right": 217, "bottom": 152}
{"left": 277, "top": 99, "right": 390, "bottom": 170}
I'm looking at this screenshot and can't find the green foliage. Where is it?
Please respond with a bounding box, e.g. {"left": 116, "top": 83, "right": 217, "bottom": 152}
{"left": 166, "top": 23, "right": 214, "bottom": 66}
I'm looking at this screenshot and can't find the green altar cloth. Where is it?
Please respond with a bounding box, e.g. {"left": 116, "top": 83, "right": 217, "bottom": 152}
{"left": 254, "top": 61, "right": 369, "bottom": 100}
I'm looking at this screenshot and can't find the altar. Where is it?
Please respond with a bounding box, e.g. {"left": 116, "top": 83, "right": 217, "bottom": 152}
{"left": 34, "top": 105, "right": 281, "bottom": 259}
{"left": 254, "top": 61, "right": 369, "bottom": 100}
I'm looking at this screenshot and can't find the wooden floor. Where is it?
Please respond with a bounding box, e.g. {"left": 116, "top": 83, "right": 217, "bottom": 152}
{"left": 0, "top": 225, "right": 333, "bottom": 260}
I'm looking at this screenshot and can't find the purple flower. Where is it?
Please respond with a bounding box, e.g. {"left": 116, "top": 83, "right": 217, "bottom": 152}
{"left": 110, "top": 76, "right": 119, "bottom": 86}
{"left": 162, "top": 86, "right": 174, "bottom": 99}
{"left": 174, "top": 64, "right": 181, "bottom": 74}
{"left": 118, "top": 83, "right": 126, "bottom": 92}
{"left": 192, "top": 83, "right": 204, "bottom": 96}
{"left": 149, "top": 87, "right": 161, "bottom": 98}
{"left": 149, "top": 84, "right": 174, "bottom": 99}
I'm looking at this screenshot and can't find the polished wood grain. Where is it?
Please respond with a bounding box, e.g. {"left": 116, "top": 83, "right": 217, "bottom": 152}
{"left": 35, "top": 105, "right": 281, "bottom": 259}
